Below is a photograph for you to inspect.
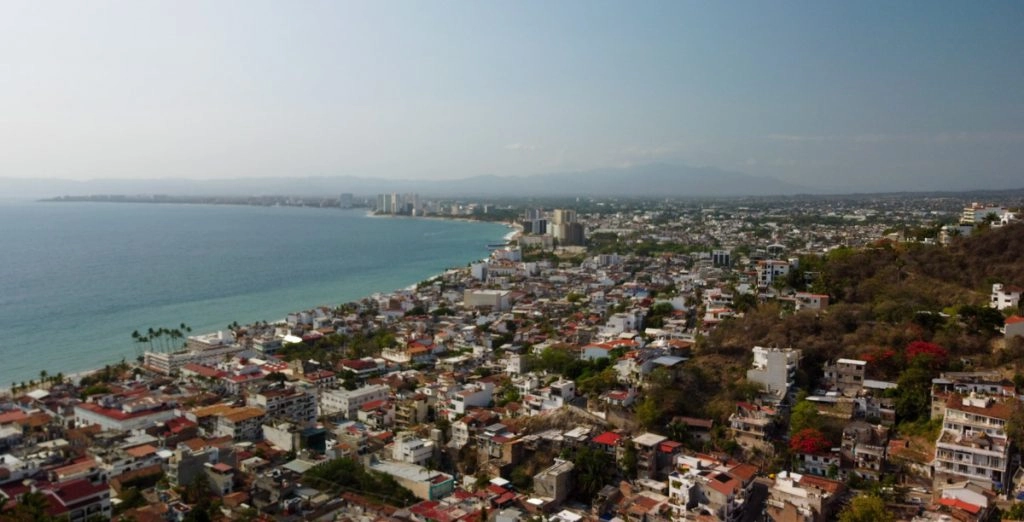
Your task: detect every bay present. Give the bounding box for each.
[0,201,507,385]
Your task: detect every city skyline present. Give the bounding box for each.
[2,1,1023,193]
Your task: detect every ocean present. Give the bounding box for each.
[0,201,508,385]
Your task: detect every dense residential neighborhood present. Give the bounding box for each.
[3,194,1024,522]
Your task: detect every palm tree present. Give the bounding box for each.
[11,490,51,520]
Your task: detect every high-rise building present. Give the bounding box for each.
[564,222,585,246]
[551,209,576,225]
[711,249,731,267]
[339,193,353,209]
[550,209,578,243]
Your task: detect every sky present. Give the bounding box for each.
[1,1,1023,193]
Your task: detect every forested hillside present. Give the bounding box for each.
[681,223,1024,430]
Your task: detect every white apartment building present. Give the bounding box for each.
[794,292,830,311]
[757,260,790,288]
[391,432,436,466]
[143,343,245,375]
[961,203,1008,224]
[746,346,800,401]
[445,382,495,418]
[764,471,845,522]
[463,289,511,311]
[991,283,1022,311]
[523,379,576,416]
[74,400,178,432]
[321,384,390,418]
[933,393,1013,489]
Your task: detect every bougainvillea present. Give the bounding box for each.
[906,340,947,367]
[861,348,897,364]
[789,428,832,454]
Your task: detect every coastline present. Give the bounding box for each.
[0,209,510,394]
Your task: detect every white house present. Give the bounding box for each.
[746,346,800,401]
[320,384,390,418]
[794,292,830,311]
[991,283,1022,311]
[391,432,436,466]
[757,260,790,288]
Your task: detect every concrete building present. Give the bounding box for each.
[463,289,511,311]
[933,393,1012,489]
[446,382,495,418]
[632,432,667,480]
[368,460,455,500]
[39,479,112,522]
[320,384,390,418]
[73,398,178,432]
[215,407,267,441]
[1005,316,1024,339]
[143,342,245,376]
[794,292,830,311]
[765,471,845,522]
[746,346,800,402]
[666,454,758,522]
[262,421,327,454]
[533,459,574,506]
[991,283,1022,311]
[757,260,790,288]
[962,203,1008,225]
[391,432,435,466]
[729,402,777,450]
[168,443,220,487]
[394,395,429,429]
[711,249,731,267]
[821,358,866,395]
[248,386,317,426]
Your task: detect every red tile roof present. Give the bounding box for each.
[592,431,622,446]
[76,402,170,421]
[797,474,844,494]
[938,497,982,515]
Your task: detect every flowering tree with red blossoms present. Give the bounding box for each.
[905,340,948,368]
[790,428,832,454]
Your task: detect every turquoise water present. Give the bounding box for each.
[0,201,507,385]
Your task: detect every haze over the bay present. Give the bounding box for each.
[2,1,1023,194]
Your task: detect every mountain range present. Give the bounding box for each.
[4,163,808,199]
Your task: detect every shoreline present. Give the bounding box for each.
[1,214,511,395]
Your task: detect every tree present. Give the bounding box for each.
[905,340,948,369]
[789,399,821,436]
[838,494,893,522]
[4,490,53,521]
[620,441,638,479]
[635,397,660,430]
[266,371,288,384]
[1003,502,1024,520]
[667,420,691,446]
[895,366,932,423]
[510,465,533,490]
[567,446,613,502]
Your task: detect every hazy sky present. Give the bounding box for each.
[2,1,1022,192]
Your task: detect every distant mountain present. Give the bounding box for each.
[430,163,808,197]
[3,163,807,199]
